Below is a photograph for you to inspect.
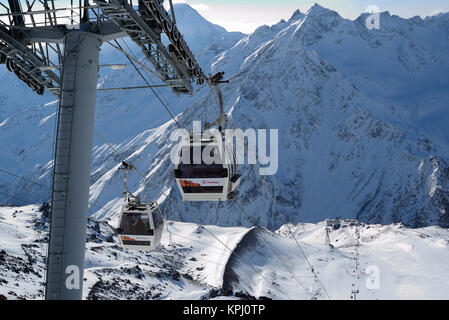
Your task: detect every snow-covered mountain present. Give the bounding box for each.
[1,4,449,230]
[2,205,449,300]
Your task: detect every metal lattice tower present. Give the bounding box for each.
[0,0,208,300]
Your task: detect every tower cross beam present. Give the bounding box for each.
[0,25,61,84]
[17,22,127,43]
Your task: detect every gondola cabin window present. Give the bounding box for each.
[120,211,154,236]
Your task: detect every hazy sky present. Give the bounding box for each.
[1,1,447,33]
[172,0,449,33]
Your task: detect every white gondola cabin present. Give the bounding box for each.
[117,202,164,251]
[174,132,241,201]
[116,161,164,251]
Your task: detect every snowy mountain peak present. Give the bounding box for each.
[168,3,245,55]
[425,11,449,26]
[288,9,305,22]
[306,3,340,18]
[171,3,216,28]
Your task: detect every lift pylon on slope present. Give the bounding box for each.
[0,0,211,300]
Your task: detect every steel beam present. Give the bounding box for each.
[19,22,127,43]
[94,0,194,94]
[0,25,61,85]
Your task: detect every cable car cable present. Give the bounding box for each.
[201,225,294,300]
[258,230,316,299]
[110,39,182,128]
[0,168,49,188]
[0,168,49,209]
[93,130,150,181]
[0,168,118,221]
[119,38,173,110]
[166,229,234,253]
[255,165,332,300]
[93,128,176,207]
[106,40,166,82]
[232,201,315,299]
[225,116,328,299]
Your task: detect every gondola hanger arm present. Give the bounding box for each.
[205,72,229,132]
[119,161,140,205]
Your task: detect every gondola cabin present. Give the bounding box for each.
[174,133,241,201]
[117,202,164,251]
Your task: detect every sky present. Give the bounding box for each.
[170,0,449,33]
[0,1,448,33]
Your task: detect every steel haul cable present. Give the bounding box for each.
[254,165,332,300]
[201,225,294,300]
[0,169,114,221]
[108,39,182,128]
[224,115,331,299]
[119,39,173,110]
[232,201,315,299]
